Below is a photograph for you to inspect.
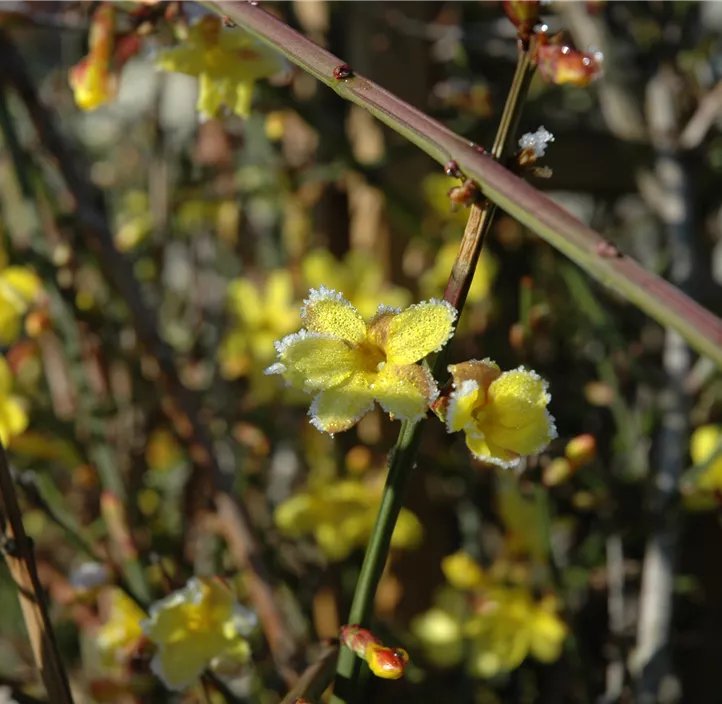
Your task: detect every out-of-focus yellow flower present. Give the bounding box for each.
[274,477,423,561]
[684,425,722,510]
[302,249,411,320]
[157,16,284,119]
[114,190,153,252]
[142,576,256,691]
[442,551,487,590]
[219,269,300,381]
[145,428,183,472]
[0,357,28,446]
[423,174,470,226]
[442,359,556,468]
[496,475,548,564]
[414,554,567,678]
[466,588,567,678]
[97,588,146,666]
[0,266,42,345]
[421,240,496,305]
[266,287,456,433]
[69,3,116,110]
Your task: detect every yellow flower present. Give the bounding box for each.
[219,269,300,380]
[145,428,183,473]
[68,4,116,111]
[142,576,256,691]
[0,357,28,446]
[466,587,567,678]
[444,359,556,468]
[157,16,284,119]
[684,425,722,509]
[496,474,548,564]
[0,267,42,344]
[421,240,496,305]
[97,588,146,665]
[441,551,487,590]
[266,287,456,433]
[302,249,412,320]
[274,478,423,561]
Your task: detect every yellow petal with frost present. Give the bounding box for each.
[374,363,437,422]
[488,368,550,428]
[273,331,358,391]
[486,409,555,457]
[382,300,457,365]
[446,379,482,434]
[308,374,375,434]
[466,433,519,468]
[301,288,366,344]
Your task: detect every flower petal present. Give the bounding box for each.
[302,287,366,344]
[446,379,483,434]
[308,374,375,434]
[486,409,556,456]
[375,363,437,422]
[466,434,520,469]
[271,330,358,390]
[488,367,551,428]
[449,359,501,392]
[380,299,457,365]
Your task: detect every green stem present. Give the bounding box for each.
[331,51,535,704]
[209,1,722,366]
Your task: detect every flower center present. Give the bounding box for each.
[356,340,386,374]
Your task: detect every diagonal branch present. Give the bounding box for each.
[210,0,722,367]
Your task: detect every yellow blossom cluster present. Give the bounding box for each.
[412,551,567,678]
[274,474,423,561]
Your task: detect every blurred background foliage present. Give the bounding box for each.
[0,1,721,703]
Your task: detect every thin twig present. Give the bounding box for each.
[0,443,75,704]
[0,30,297,676]
[280,645,339,704]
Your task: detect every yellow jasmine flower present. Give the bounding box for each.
[443,359,556,468]
[690,425,722,492]
[421,240,496,305]
[274,478,423,561]
[219,269,300,380]
[68,4,116,111]
[0,357,29,446]
[157,16,284,119]
[266,287,457,433]
[0,266,42,345]
[97,588,146,666]
[142,576,257,691]
[441,551,487,591]
[683,425,722,510]
[302,249,411,320]
[466,587,567,678]
[145,428,183,473]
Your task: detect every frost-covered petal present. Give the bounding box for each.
[272,330,358,390]
[379,300,457,365]
[488,367,550,428]
[375,363,437,422]
[486,409,556,457]
[302,287,366,343]
[309,374,375,434]
[466,434,520,469]
[446,379,483,435]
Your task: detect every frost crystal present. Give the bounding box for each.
[519,126,555,158]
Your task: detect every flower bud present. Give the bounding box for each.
[543,457,573,486]
[564,434,596,468]
[535,44,603,87]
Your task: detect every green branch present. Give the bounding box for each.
[210,0,722,366]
